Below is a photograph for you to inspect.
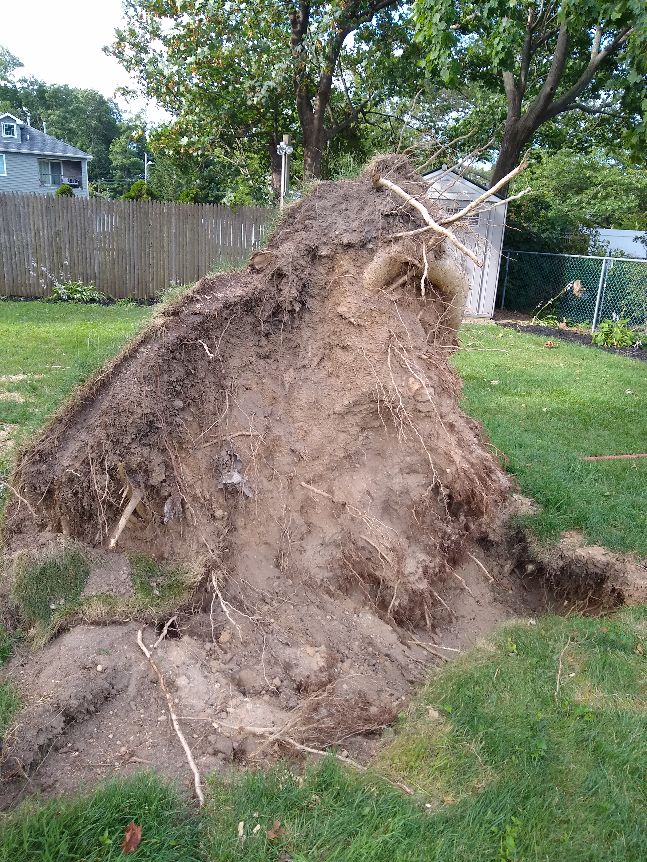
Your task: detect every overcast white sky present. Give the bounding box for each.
[3,0,167,121]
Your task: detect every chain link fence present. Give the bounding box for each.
[497,250,647,330]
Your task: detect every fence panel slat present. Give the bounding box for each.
[0,193,273,299]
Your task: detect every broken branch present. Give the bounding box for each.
[108,490,143,549]
[439,162,529,225]
[374,175,481,266]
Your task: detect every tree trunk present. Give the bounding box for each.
[490,113,538,189]
[303,126,325,180]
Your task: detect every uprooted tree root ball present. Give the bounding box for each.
[5,155,509,612]
[1,156,641,806]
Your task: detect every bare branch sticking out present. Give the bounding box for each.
[374,174,482,266]
[439,162,529,225]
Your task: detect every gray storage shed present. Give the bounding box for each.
[424,169,507,318]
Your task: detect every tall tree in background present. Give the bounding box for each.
[0,70,122,181]
[414,0,647,185]
[110,0,415,189]
[0,46,22,83]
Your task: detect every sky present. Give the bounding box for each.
[2,0,167,121]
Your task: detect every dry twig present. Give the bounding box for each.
[136,629,204,806]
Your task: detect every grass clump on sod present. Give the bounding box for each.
[0,624,19,735]
[2,610,645,861]
[452,325,647,556]
[12,549,89,628]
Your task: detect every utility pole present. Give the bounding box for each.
[144,152,154,183]
[276,134,294,209]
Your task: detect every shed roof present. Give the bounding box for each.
[423,168,501,202]
[0,114,92,160]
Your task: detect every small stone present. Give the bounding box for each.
[236,667,261,695]
[172,399,184,409]
[218,629,232,645]
[272,677,282,687]
[207,733,234,759]
[96,664,104,672]
[119,746,128,755]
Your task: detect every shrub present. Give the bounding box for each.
[46,281,107,303]
[55,183,75,197]
[123,179,155,201]
[592,318,639,349]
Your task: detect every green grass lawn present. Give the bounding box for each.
[2,609,646,861]
[452,325,647,556]
[0,300,150,480]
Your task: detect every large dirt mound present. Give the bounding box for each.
[5,155,509,613]
[1,156,526,804]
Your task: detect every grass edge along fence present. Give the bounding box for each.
[498,250,647,331]
[0,193,274,300]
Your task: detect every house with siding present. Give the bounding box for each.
[0,113,91,198]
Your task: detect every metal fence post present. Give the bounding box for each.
[500,252,510,309]
[591,257,609,333]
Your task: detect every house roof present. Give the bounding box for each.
[423,168,502,201]
[0,114,92,160]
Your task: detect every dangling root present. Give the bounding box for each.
[136,629,205,806]
[108,490,143,549]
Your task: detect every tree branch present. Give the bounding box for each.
[545,26,634,119]
[526,20,569,120]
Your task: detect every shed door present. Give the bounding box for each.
[442,201,490,315]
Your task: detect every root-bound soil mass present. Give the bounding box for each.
[1,157,644,807]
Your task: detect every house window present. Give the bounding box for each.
[38,160,63,186]
[0,155,6,176]
[2,123,17,138]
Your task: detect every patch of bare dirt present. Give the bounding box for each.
[0,157,641,807]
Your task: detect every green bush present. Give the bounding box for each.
[592,318,639,349]
[123,179,155,201]
[46,281,107,303]
[55,183,75,197]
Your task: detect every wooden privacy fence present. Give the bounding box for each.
[0,193,274,299]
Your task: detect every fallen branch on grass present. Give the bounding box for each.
[136,629,204,806]
[554,636,572,703]
[582,453,647,461]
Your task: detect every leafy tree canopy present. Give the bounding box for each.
[0,45,22,83]
[109,0,418,191]
[505,148,647,252]
[414,0,647,182]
